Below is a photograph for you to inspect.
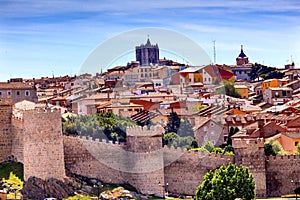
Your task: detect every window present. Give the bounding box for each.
[295,141,299,146]
[0,91,2,96]
[204,135,208,141]
[17,91,20,95]
[25,90,30,96]
[204,78,207,82]
[7,91,11,96]
[282,91,286,97]
[208,77,211,82]
[210,123,214,127]
[204,126,207,131]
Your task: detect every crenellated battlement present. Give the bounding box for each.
[77,135,125,146]
[266,154,300,161]
[126,125,164,137]
[23,107,60,113]
[2,98,300,198]
[163,145,186,154]
[232,138,265,149]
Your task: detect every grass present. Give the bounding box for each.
[0,161,24,180]
[63,194,92,200]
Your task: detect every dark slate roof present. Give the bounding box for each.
[238,45,247,58]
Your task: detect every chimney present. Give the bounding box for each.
[258,118,264,138]
[190,117,196,127]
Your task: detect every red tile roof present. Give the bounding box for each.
[218,67,235,80]
[0,82,33,89]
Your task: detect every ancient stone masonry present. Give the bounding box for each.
[163,147,234,195]
[65,128,300,198]
[64,125,165,196]
[266,155,300,197]
[22,108,66,181]
[232,138,267,198]
[0,98,13,162]
[1,99,300,198]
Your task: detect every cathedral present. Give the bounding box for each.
[135,37,159,66]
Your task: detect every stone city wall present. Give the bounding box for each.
[63,136,165,196]
[1,101,300,198]
[11,116,24,163]
[266,155,300,197]
[233,138,267,197]
[63,135,234,196]
[0,98,13,162]
[22,108,66,181]
[163,147,234,195]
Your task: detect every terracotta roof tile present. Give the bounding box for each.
[0,82,33,89]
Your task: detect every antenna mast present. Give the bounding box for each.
[213,40,216,64]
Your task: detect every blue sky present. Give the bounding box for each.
[0,0,300,81]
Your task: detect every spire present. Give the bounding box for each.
[146,35,151,46]
[238,44,247,58]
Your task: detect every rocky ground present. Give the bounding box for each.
[21,174,146,200]
[21,177,75,199]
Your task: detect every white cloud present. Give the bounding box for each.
[1,0,300,18]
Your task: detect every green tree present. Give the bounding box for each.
[296,144,300,154]
[177,118,194,137]
[195,163,255,200]
[248,63,284,81]
[264,139,286,156]
[162,132,177,146]
[222,80,241,98]
[227,127,239,146]
[212,147,224,154]
[62,113,136,142]
[223,145,234,155]
[165,110,180,133]
[171,136,198,150]
[202,141,215,153]
[264,143,276,156]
